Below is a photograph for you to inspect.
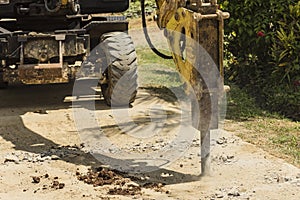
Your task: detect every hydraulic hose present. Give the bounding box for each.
[141,0,172,59]
[44,0,62,13]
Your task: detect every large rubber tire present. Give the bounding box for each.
[100,32,138,106]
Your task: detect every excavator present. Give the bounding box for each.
[0,0,229,175]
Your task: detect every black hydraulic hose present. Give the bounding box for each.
[141,0,172,59]
[44,0,62,13]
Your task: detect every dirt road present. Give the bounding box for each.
[0,82,299,200]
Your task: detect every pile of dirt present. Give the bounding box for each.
[76,167,168,196]
[76,167,122,187]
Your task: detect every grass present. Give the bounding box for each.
[135,47,300,167]
[136,47,183,88]
[224,85,300,167]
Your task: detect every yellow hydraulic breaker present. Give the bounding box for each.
[155,0,229,175]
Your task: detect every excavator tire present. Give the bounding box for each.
[100,32,138,106]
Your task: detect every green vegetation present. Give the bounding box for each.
[220,1,300,165]
[237,117,300,167]
[225,84,299,167]
[136,47,182,88]
[226,85,265,120]
[123,0,156,18]
[221,0,300,120]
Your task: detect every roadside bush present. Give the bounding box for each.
[270,2,300,84]
[221,0,300,120]
[123,0,156,18]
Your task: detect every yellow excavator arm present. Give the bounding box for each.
[152,0,229,175]
[155,0,229,84]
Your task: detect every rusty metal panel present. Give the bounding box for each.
[18,64,68,84]
[4,63,69,85]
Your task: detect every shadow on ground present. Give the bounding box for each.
[0,81,200,185]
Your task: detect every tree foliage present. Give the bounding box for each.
[221,0,300,120]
